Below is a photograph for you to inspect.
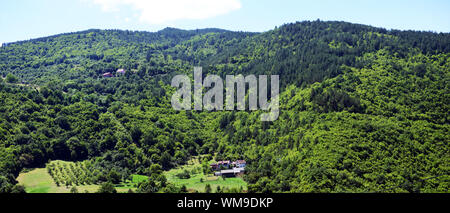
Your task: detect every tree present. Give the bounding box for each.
[138,179,158,193]
[205,184,212,193]
[70,186,79,193]
[181,185,188,193]
[11,185,26,193]
[216,186,222,193]
[97,182,117,193]
[130,125,142,143]
[55,116,71,130]
[5,73,18,83]
[175,169,190,179]
[202,160,210,175]
[107,169,121,184]
[0,176,13,193]
[149,164,163,175]
[160,152,172,170]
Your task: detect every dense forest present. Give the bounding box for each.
[0,20,448,193]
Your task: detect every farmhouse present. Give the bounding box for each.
[211,159,246,177]
[102,72,113,77]
[116,69,126,74]
[102,69,125,78]
[210,160,231,170]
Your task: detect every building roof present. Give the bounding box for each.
[217,167,245,175]
[232,160,246,164]
[236,160,246,164]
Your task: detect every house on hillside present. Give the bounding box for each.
[210,160,231,171]
[210,159,246,171]
[102,72,113,77]
[211,159,247,177]
[116,69,126,75]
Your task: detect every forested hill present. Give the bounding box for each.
[0,27,255,85]
[0,20,449,193]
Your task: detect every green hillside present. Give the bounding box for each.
[0,20,448,193]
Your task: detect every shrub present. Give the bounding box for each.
[175,169,191,179]
[5,73,18,83]
[97,182,117,193]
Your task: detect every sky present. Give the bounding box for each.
[1,0,450,45]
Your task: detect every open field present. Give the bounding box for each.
[17,168,67,193]
[16,168,101,193]
[16,160,141,193]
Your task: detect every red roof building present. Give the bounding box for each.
[102,72,113,77]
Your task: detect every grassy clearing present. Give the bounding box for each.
[17,168,67,193]
[17,160,144,193]
[164,157,247,192]
[115,174,148,192]
[17,167,104,193]
[131,174,148,183]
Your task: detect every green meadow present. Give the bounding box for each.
[16,167,101,193]
[16,160,141,193]
[17,168,65,193]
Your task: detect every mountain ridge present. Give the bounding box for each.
[4,20,450,47]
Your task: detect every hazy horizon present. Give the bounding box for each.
[1,0,450,45]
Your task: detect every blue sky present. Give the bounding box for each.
[1,0,449,45]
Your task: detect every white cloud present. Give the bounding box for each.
[89,0,242,24]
